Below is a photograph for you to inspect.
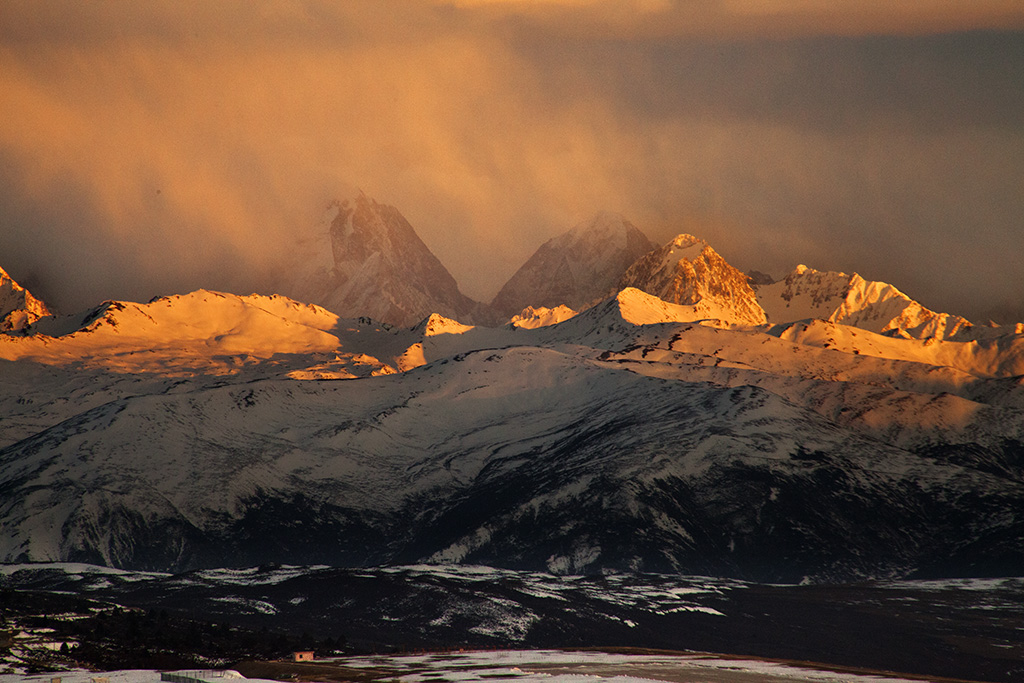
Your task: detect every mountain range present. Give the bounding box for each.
[1,192,1023,583]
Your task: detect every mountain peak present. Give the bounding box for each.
[567,211,632,243]
[490,212,657,319]
[273,193,479,327]
[544,285,752,346]
[612,286,706,326]
[617,234,767,326]
[670,233,707,250]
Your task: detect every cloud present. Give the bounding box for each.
[0,1,1021,323]
[436,0,1024,37]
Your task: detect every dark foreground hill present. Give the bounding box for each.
[3,564,1023,682]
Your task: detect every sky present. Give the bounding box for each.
[1,0,1022,323]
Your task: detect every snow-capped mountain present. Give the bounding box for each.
[489,212,656,320]
[617,234,768,325]
[753,264,994,340]
[0,266,50,332]
[276,193,480,327]
[2,278,1024,581]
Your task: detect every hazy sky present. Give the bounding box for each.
[1,1,1022,322]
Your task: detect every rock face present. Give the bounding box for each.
[278,193,480,327]
[490,212,656,321]
[0,266,50,332]
[754,265,975,340]
[618,235,768,325]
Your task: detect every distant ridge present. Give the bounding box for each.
[754,264,977,340]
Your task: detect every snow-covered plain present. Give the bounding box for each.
[333,649,934,683]
[0,650,945,683]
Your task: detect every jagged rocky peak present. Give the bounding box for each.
[0,266,51,332]
[489,211,657,319]
[754,264,975,340]
[276,192,480,328]
[617,234,768,326]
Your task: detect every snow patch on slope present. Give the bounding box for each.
[545,287,758,348]
[509,305,577,329]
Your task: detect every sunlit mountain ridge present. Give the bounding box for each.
[5,191,1019,348]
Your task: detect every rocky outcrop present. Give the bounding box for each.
[618,235,767,325]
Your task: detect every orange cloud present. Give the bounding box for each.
[0,1,1021,323]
